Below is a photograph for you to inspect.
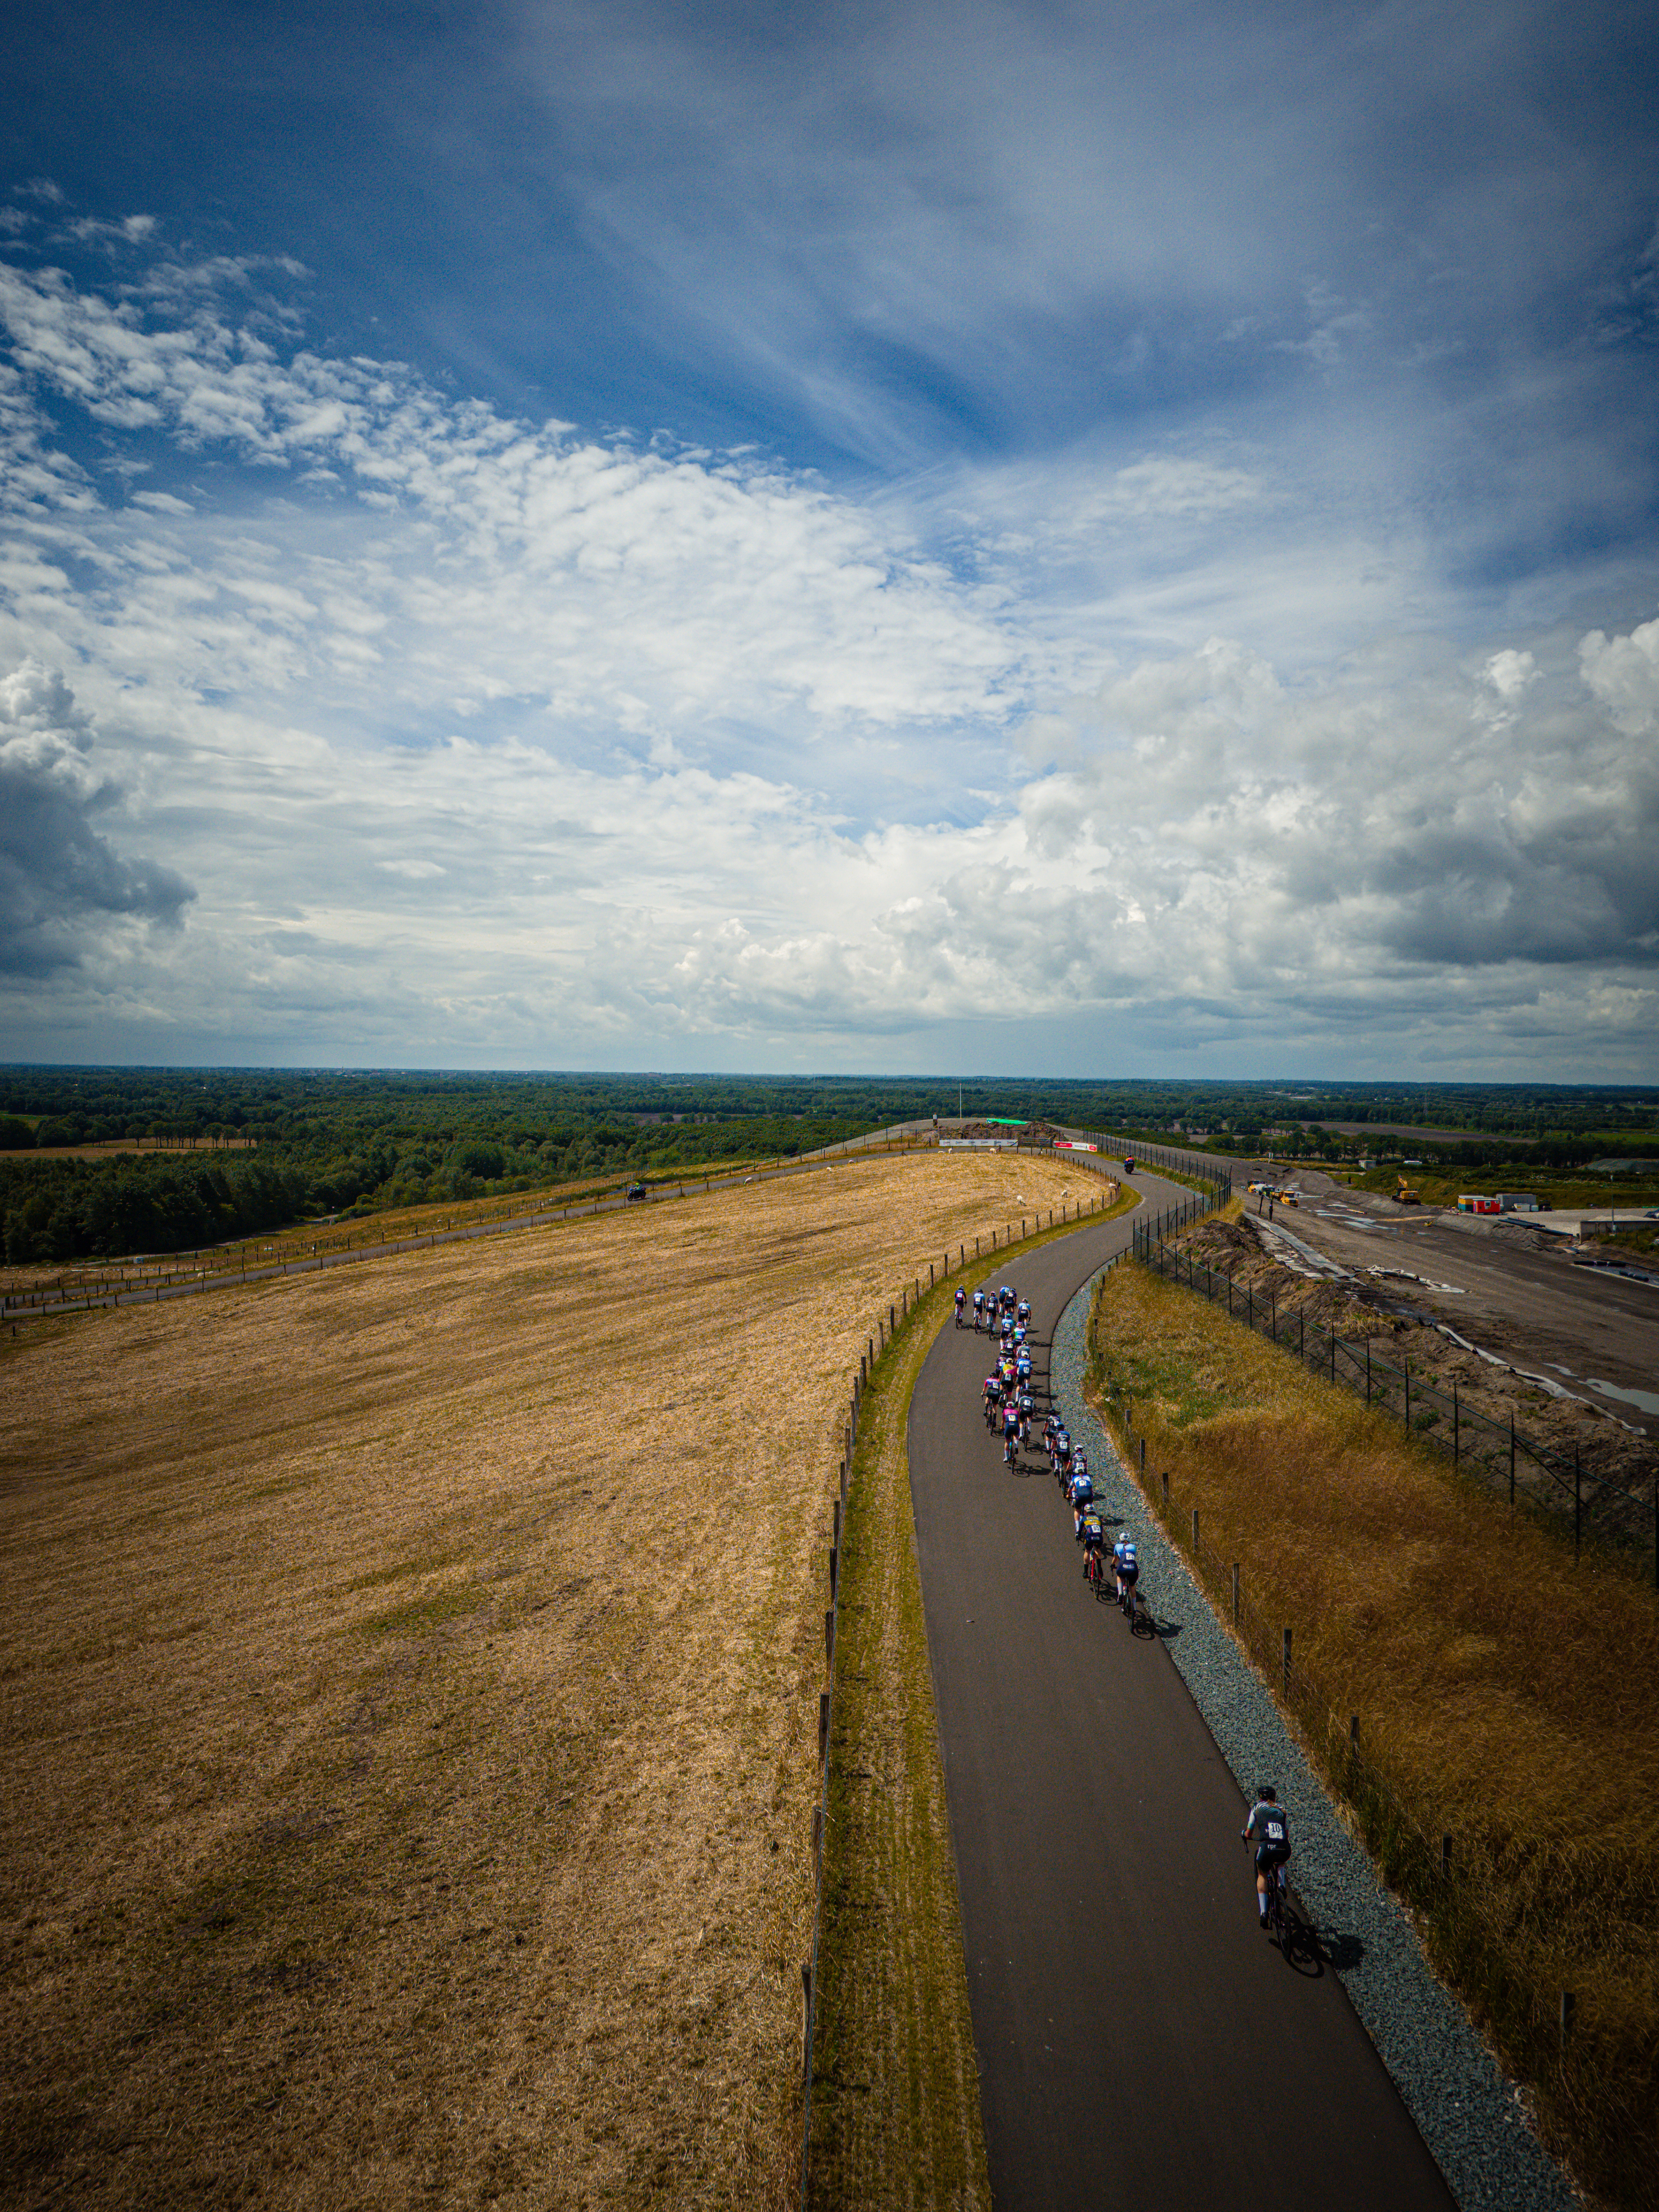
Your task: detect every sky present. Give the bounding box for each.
[1,0,1656,1079]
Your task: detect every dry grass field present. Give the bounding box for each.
[1087,1259,1659,2207]
[0,1148,1086,2212]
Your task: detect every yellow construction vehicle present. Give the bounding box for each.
[1396,1175,1421,1205]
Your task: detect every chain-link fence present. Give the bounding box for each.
[1135,1220,1659,1581]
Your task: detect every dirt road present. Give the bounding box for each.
[1245,1167,1659,1436]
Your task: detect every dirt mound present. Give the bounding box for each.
[1169,1210,1656,1494]
[947,1117,1070,1147]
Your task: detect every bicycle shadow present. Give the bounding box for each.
[1300,1922,1364,1974]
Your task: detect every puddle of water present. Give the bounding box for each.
[1587,1377,1659,1419]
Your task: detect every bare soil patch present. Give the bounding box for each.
[1173,1205,1656,1495]
[0,1149,1084,2211]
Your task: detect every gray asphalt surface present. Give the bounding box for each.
[1243,1165,1659,1435]
[909,1181,1454,2212]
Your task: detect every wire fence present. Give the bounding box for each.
[1133,1219,1659,1582]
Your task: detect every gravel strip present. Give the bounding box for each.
[1052,1259,1578,2212]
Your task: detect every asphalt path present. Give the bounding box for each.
[909,1175,1453,2211]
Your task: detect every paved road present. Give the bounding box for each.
[909,1175,1453,2211]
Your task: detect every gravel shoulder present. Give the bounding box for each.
[1053,1260,1579,2212]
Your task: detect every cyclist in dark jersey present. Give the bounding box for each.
[1242,1788,1291,1925]
[954,1286,966,1327]
[1081,1508,1105,1581]
[973,1289,986,1331]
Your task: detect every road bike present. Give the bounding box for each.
[1253,1848,1293,1956]
[1084,1547,1110,1599]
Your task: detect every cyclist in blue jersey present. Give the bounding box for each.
[954,1285,966,1327]
[1242,1788,1290,1925]
[1017,1298,1031,1327]
[972,1288,986,1331]
[1113,1531,1140,1611]
[1069,1466,1094,1539]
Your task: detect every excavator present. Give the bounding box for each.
[1396,1175,1422,1205]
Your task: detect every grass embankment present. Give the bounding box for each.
[0,1156,841,1302]
[0,1149,1081,2211]
[1085,1260,1659,2210]
[809,1178,1137,2211]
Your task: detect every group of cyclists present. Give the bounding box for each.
[959,1277,1142,1619]
[955,1271,1294,1934]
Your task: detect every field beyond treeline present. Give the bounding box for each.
[0,1147,1087,2210]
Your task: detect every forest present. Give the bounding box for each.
[1,1069,1652,1265]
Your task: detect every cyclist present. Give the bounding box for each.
[1053,1426,1072,1480]
[1081,1508,1105,1583]
[954,1285,966,1327]
[972,1288,986,1331]
[1114,1530,1140,1612]
[1002,1402,1019,1464]
[1015,1351,1032,1391]
[1017,1387,1036,1431]
[1242,1787,1291,1926]
[983,1374,1002,1427]
[1069,1461,1093,1538]
[1017,1298,1031,1327]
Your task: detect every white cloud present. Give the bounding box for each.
[0,662,194,977]
[1579,617,1659,734]
[0,245,1654,1074]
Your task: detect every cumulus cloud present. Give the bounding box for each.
[0,662,194,977]
[0,242,1654,1074]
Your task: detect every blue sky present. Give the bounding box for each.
[2,0,1657,1075]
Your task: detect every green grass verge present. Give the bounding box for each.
[807,1182,1137,2210]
